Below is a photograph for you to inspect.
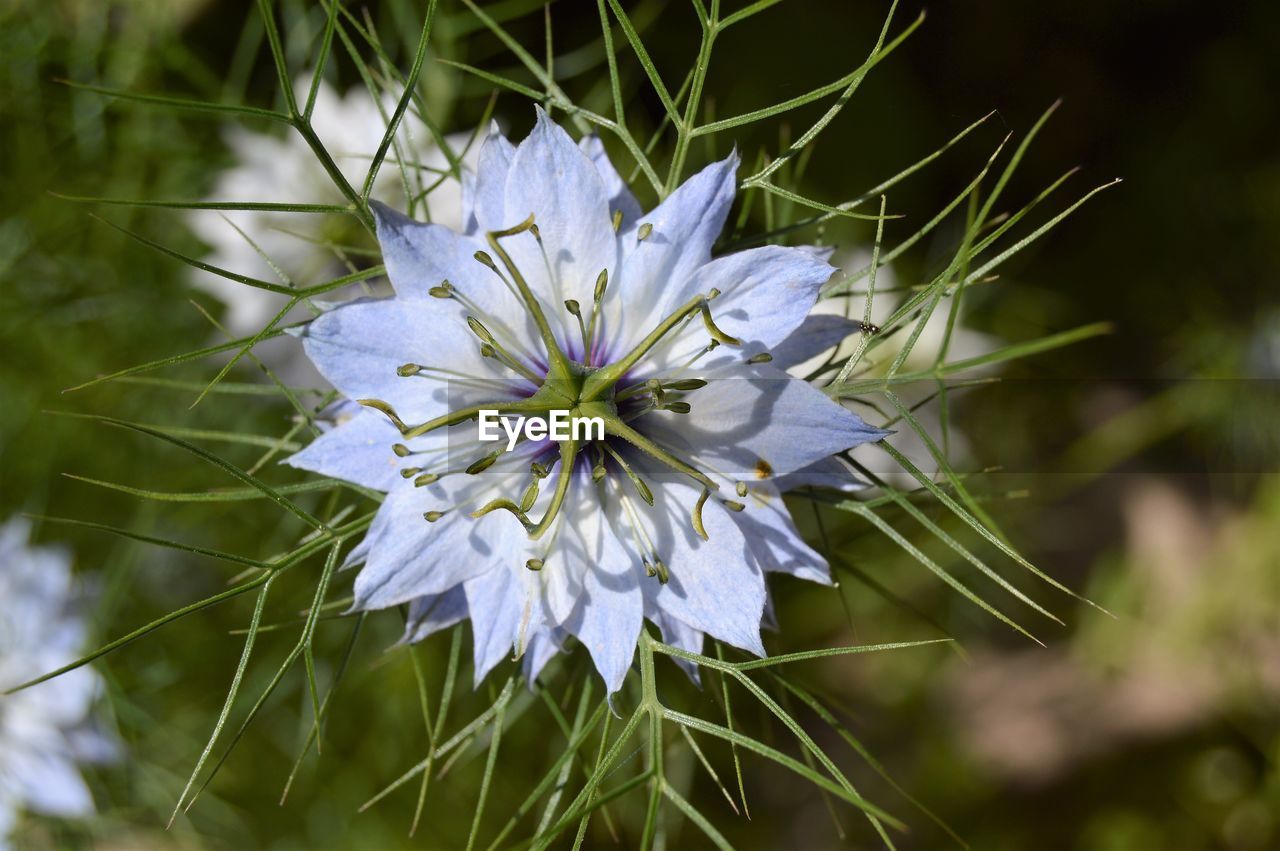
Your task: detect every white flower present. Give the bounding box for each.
[188,77,472,335]
[0,519,115,847]
[286,110,887,693]
[801,251,1000,487]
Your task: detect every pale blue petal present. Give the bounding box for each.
[463,566,527,685]
[774,456,868,493]
[351,486,529,610]
[284,409,410,491]
[467,125,516,233]
[299,297,522,423]
[733,484,832,585]
[608,153,738,354]
[638,361,889,480]
[640,480,766,656]
[371,203,538,351]
[647,245,835,370]
[579,135,642,228]
[521,626,564,685]
[561,481,642,694]
[400,585,470,644]
[770,314,858,372]
[498,108,616,352]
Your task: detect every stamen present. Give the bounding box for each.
[612,209,623,231]
[414,472,440,487]
[397,363,423,376]
[591,445,607,482]
[470,440,580,541]
[428,280,453,299]
[721,500,746,512]
[565,299,590,357]
[423,510,446,522]
[399,467,422,479]
[392,443,413,457]
[735,481,748,497]
[359,397,551,440]
[526,558,544,571]
[467,314,542,382]
[692,488,711,541]
[747,352,773,364]
[665,402,691,414]
[484,215,575,382]
[519,480,540,512]
[603,444,654,506]
[637,222,653,241]
[601,416,718,492]
[581,292,740,402]
[583,269,608,357]
[465,450,502,475]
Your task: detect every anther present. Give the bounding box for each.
[611,209,623,231]
[692,488,711,541]
[392,443,412,457]
[479,343,496,358]
[735,482,748,497]
[665,402,691,414]
[526,557,544,571]
[429,281,454,299]
[594,270,609,302]
[467,316,494,343]
[604,445,654,506]
[414,472,440,487]
[667,379,707,391]
[519,481,540,512]
[531,461,549,479]
[722,500,746,512]
[397,363,423,377]
[747,352,773,364]
[466,451,502,475]
[399,467,422,479]
[529,224,541,240]
[652,558,669,584]
[423,510,446,522]
[564,299,581,317]
[473,250,498,271]
[637,222,653,241]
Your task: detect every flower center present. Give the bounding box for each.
[359,213,746,554]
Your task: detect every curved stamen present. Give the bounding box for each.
[601,416,718,492]
[580,293,740,402]
[471,439,580,541]
[482,214,575,382]
[358,397,552,439]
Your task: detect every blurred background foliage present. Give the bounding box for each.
[2,0,1278,848]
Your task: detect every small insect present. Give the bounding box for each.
[856,320,881,335]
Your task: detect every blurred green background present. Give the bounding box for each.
[2,0,1277,848]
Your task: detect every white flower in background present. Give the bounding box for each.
[188,76,473,335]
[0,519,116,848]
[805,253,999,487]
[286,110,886,693]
